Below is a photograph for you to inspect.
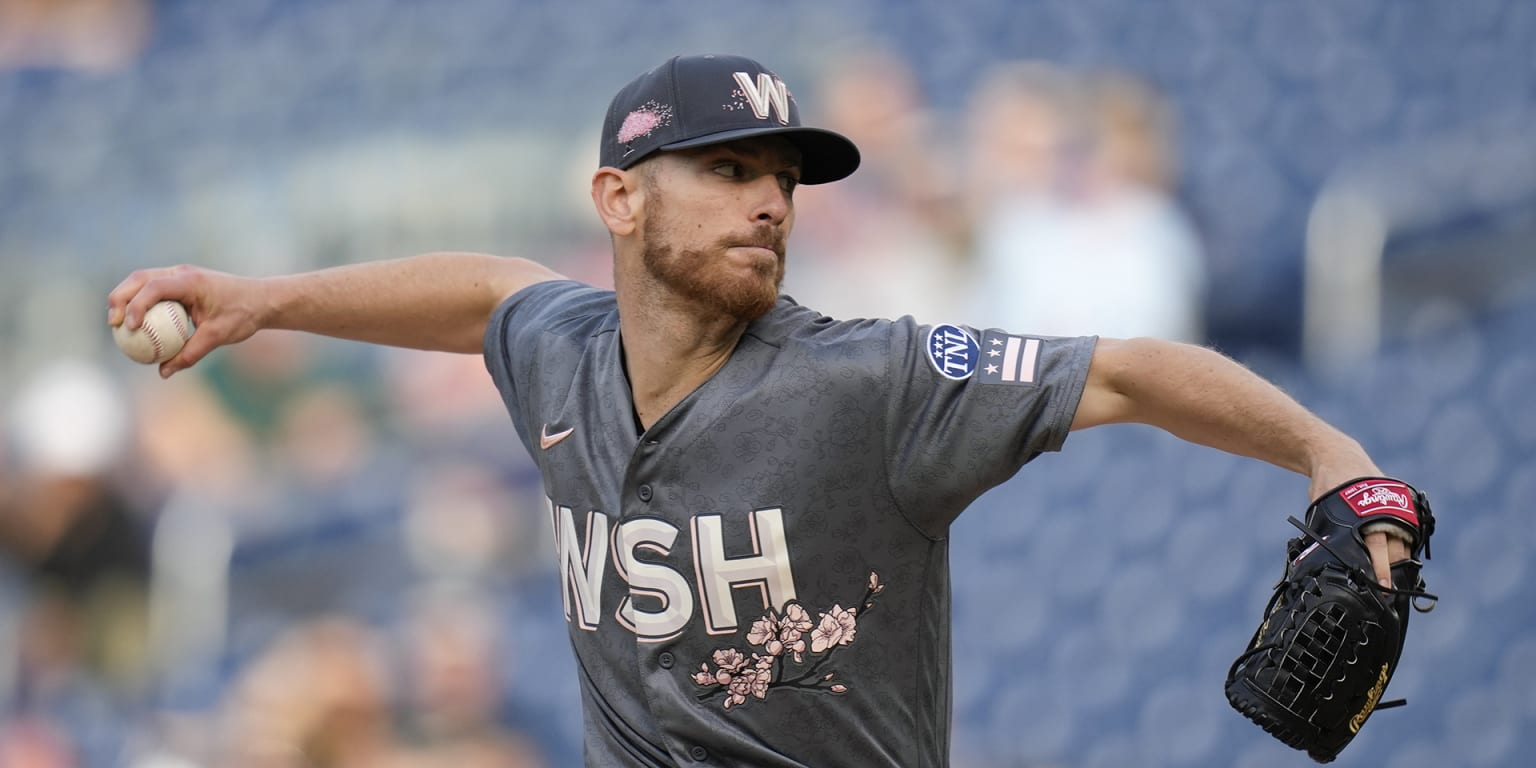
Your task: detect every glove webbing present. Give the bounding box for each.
[1226,514,1439,711]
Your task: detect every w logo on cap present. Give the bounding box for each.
[732,72,791,125]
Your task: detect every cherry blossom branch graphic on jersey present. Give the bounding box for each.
[693,572,886,709]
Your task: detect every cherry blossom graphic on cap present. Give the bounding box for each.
[617,101,673,144]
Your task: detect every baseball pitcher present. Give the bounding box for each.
[108,54,1429,766]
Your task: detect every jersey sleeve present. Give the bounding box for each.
[882,320,1097,536]
[482,279,604,456]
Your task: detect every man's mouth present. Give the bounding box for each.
[728,239,784,258]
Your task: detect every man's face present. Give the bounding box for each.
[636,136,802,322]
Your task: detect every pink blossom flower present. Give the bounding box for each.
[713,648,749,673]
[830,684,848,694]
[781,604,813,634]
[692,664,715,687]
[784,637,806,663]
[729,674,754,697]
[726,670,765,708]
[764,639,784,657]
[749,667,772,699]
[833,606,858,643]
[810,605,859,653]
[746,615,778,647]
[778,604,812,661]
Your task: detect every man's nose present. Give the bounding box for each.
[748,176,791,224]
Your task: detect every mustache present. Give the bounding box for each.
[721,229,786,258]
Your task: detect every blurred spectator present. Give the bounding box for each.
[199,333,338,448]
[392,585,547,767]
[381,350,509,445]
[213,603,547,768]
[166,332,392,518]
[0,716,76,767]
[219,616,396,767]
[402,461,541,584]
[966,64,1206,341]
[1,360,152,697]
[272,383,378,493]
[964,62,1072,214]
[131,373,262,503]
[785,44,968,323]
[0,0,151,73]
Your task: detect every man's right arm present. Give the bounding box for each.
[107,252,564,377]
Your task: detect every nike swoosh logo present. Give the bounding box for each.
[540,424,575,450]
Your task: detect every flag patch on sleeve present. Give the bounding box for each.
[977,332,1041,385]
[925,323,980,380]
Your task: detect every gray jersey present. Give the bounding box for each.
[484,280,1095,767]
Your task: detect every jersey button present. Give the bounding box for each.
[689,746,709,762]
[637,484,653,502]
[658,651,675,669]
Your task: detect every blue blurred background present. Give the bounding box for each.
[1,0,1533,765]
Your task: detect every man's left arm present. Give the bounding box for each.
[1071,337,1410,583]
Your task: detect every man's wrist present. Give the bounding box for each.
[1305,439,1381,501]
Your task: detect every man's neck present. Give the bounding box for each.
[616,288,749,431]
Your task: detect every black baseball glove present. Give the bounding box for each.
[1225,477,1436,764]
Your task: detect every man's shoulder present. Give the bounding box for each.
[747,296,919,350]
[496,279,618,339]
[482,280,618,399]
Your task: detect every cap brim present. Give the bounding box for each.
[659,126,860,185]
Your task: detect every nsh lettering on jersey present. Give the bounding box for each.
[551,500,798,642]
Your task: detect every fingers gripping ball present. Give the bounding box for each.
[113,300,195,364]
[1225,478,1437,763]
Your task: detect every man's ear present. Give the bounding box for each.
[592,167,641,237]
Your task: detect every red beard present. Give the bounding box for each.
[640,196,786,322]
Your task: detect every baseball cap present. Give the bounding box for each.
[599,54,860,185]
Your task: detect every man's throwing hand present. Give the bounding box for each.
[108,265,266,378]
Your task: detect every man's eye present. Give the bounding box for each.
[778,174,799,193]
[714,162,741,178]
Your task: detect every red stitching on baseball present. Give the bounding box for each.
[167,305,189,339]
[141,322,164,361]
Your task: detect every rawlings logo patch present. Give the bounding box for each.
[925,324,980,380]
[1359,487,1409,508]
[1341,480,1418,526]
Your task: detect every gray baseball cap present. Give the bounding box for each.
[599,54,861,184]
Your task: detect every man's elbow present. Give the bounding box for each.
[1069,336,1183,430]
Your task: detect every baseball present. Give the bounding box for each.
[113,300,195,364]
